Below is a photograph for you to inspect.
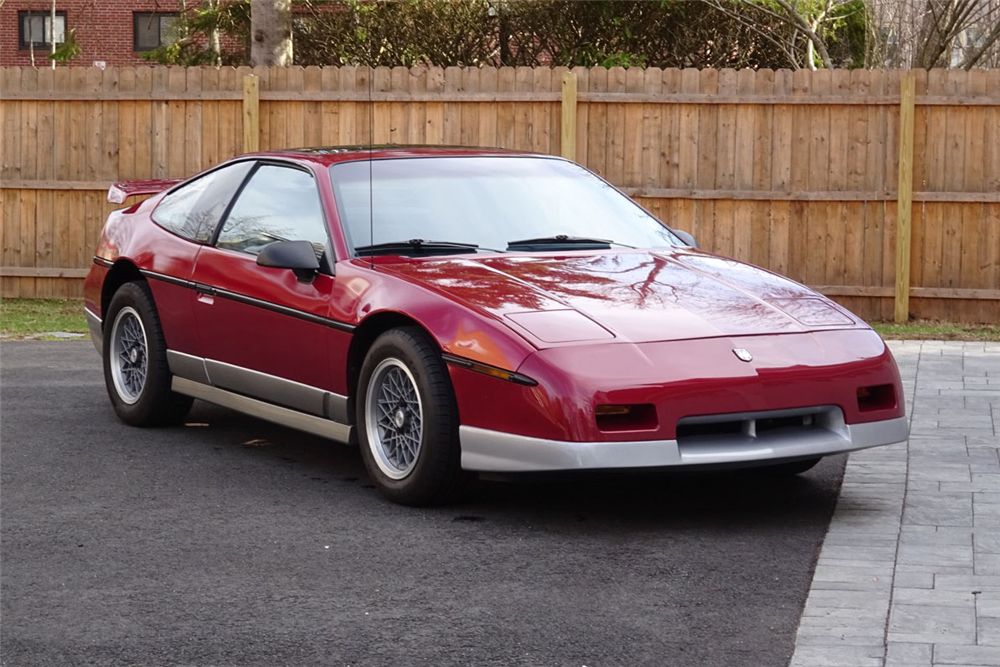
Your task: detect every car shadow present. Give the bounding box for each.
[181,401,847,533]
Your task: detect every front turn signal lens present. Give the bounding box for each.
[595,405,633,416]
[595,404,658,432]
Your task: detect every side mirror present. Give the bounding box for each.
[673,229,698,248]
[257,240,321,282]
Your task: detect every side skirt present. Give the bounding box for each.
[85,307,103,355]
[166,350,350,422]
[171,376,354,445]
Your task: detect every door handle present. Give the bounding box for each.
[195,283,216,305]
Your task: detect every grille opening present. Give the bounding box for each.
[857,384,896,412]
[676,420,743,439]
[756,415,816,433]
[676,411,825,442]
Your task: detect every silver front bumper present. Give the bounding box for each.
[459,410,909,472]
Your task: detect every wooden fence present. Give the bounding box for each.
[1,65,998,323]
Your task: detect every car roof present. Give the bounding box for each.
[247,145,547,167]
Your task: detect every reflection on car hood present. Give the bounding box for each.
[383,250,862,346]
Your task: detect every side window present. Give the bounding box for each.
[152,162,254,243]
[216,165,328,257]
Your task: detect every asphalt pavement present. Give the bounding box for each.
[2,341,846,667]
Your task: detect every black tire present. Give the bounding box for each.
[356,326,470,506]
[757,457,822,477]
[102,281,193,427]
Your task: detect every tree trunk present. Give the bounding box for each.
[498,14,511,66]
[250,0,293,67]
[209,0,222,67]
[805,27,816,70]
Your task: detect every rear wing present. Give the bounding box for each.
[107,178,182,204]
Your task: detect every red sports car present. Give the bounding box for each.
[85,147,908,505]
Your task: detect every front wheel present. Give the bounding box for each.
[103,281,193,426]
[356,327,470,506]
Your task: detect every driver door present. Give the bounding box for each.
[190,162,349,419]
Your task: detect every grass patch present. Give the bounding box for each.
[1,298,88,338]
[871,320,1000,341]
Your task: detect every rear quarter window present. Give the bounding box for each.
[151,161,254,243]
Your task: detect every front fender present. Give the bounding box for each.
[340,260,538,373]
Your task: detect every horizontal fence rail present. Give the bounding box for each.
[0,65,997,323]
[3,181,1000,204]
[5,91,1000,106]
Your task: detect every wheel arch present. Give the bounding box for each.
[101,260,146,319]
[346,311,439,412]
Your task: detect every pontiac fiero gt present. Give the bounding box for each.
[86,147,908,505]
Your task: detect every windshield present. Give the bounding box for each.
[329,156,681,255]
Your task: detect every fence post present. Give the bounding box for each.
[894,72,916,323]
[561,71,578,161]
[243,74,260,153]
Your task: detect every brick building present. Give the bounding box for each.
[1,1,207,67]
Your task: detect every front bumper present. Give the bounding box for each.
[459,409,908,472]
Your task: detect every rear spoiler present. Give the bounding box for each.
[107,178,183,204]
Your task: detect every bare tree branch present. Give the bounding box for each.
[702,0,802,68]
[772,0,835,68]
[961,19,1000,69]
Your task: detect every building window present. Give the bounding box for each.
[18,11,67,50]
[134,12,179,52]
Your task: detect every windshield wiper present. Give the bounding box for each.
[506,234,635,251]
[355,239,503,257]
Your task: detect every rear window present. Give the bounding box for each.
[152,161,254,243]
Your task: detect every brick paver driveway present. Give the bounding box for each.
[792,340,1000,667]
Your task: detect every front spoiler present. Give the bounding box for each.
[459,413,909,472]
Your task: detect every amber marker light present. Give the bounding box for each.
[595,404,658,431]
[440,353,538,386]
[595,405,633,416]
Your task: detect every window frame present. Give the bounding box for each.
[212,160,337,274]
[18,10,67,51]
[132,11,180,53]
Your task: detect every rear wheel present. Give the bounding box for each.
[103,281,193,426]
[356,327,469,506]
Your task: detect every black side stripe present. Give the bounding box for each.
[138,268,356,334]
[141,269,193,290]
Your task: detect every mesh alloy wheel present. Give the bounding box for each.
[109,306,148,404]
[364,357,425,480]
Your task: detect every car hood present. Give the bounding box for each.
[382,250,863,346]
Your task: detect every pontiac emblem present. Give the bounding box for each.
[733,348,753,362]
